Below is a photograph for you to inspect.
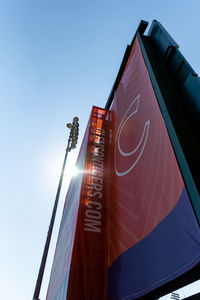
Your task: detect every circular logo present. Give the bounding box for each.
[114,94,150,176]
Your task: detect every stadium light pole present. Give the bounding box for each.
[32,117,79,300]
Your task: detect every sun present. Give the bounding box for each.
[71,166,85,177]
[71,166,79,177]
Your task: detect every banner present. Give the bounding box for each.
[46,106,109,300]
[46,38,200,300]
[107,37,200,299]
[66,106,109,300]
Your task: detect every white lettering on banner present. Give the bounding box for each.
[87,200,102,210]
[85,210,102,219]
[114,94,150,176]
[84,219,101,233]
[84,126,106,233]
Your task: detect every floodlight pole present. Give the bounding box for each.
[33,118,79,300]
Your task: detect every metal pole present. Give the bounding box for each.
[33,139,70,300]
[32,117,79,300]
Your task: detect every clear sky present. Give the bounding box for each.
[0,1,200,300]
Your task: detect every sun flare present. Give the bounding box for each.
[71,166,79,177]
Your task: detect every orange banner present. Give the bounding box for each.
[66,106,110,300]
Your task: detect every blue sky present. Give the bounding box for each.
[0,1,200,299]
